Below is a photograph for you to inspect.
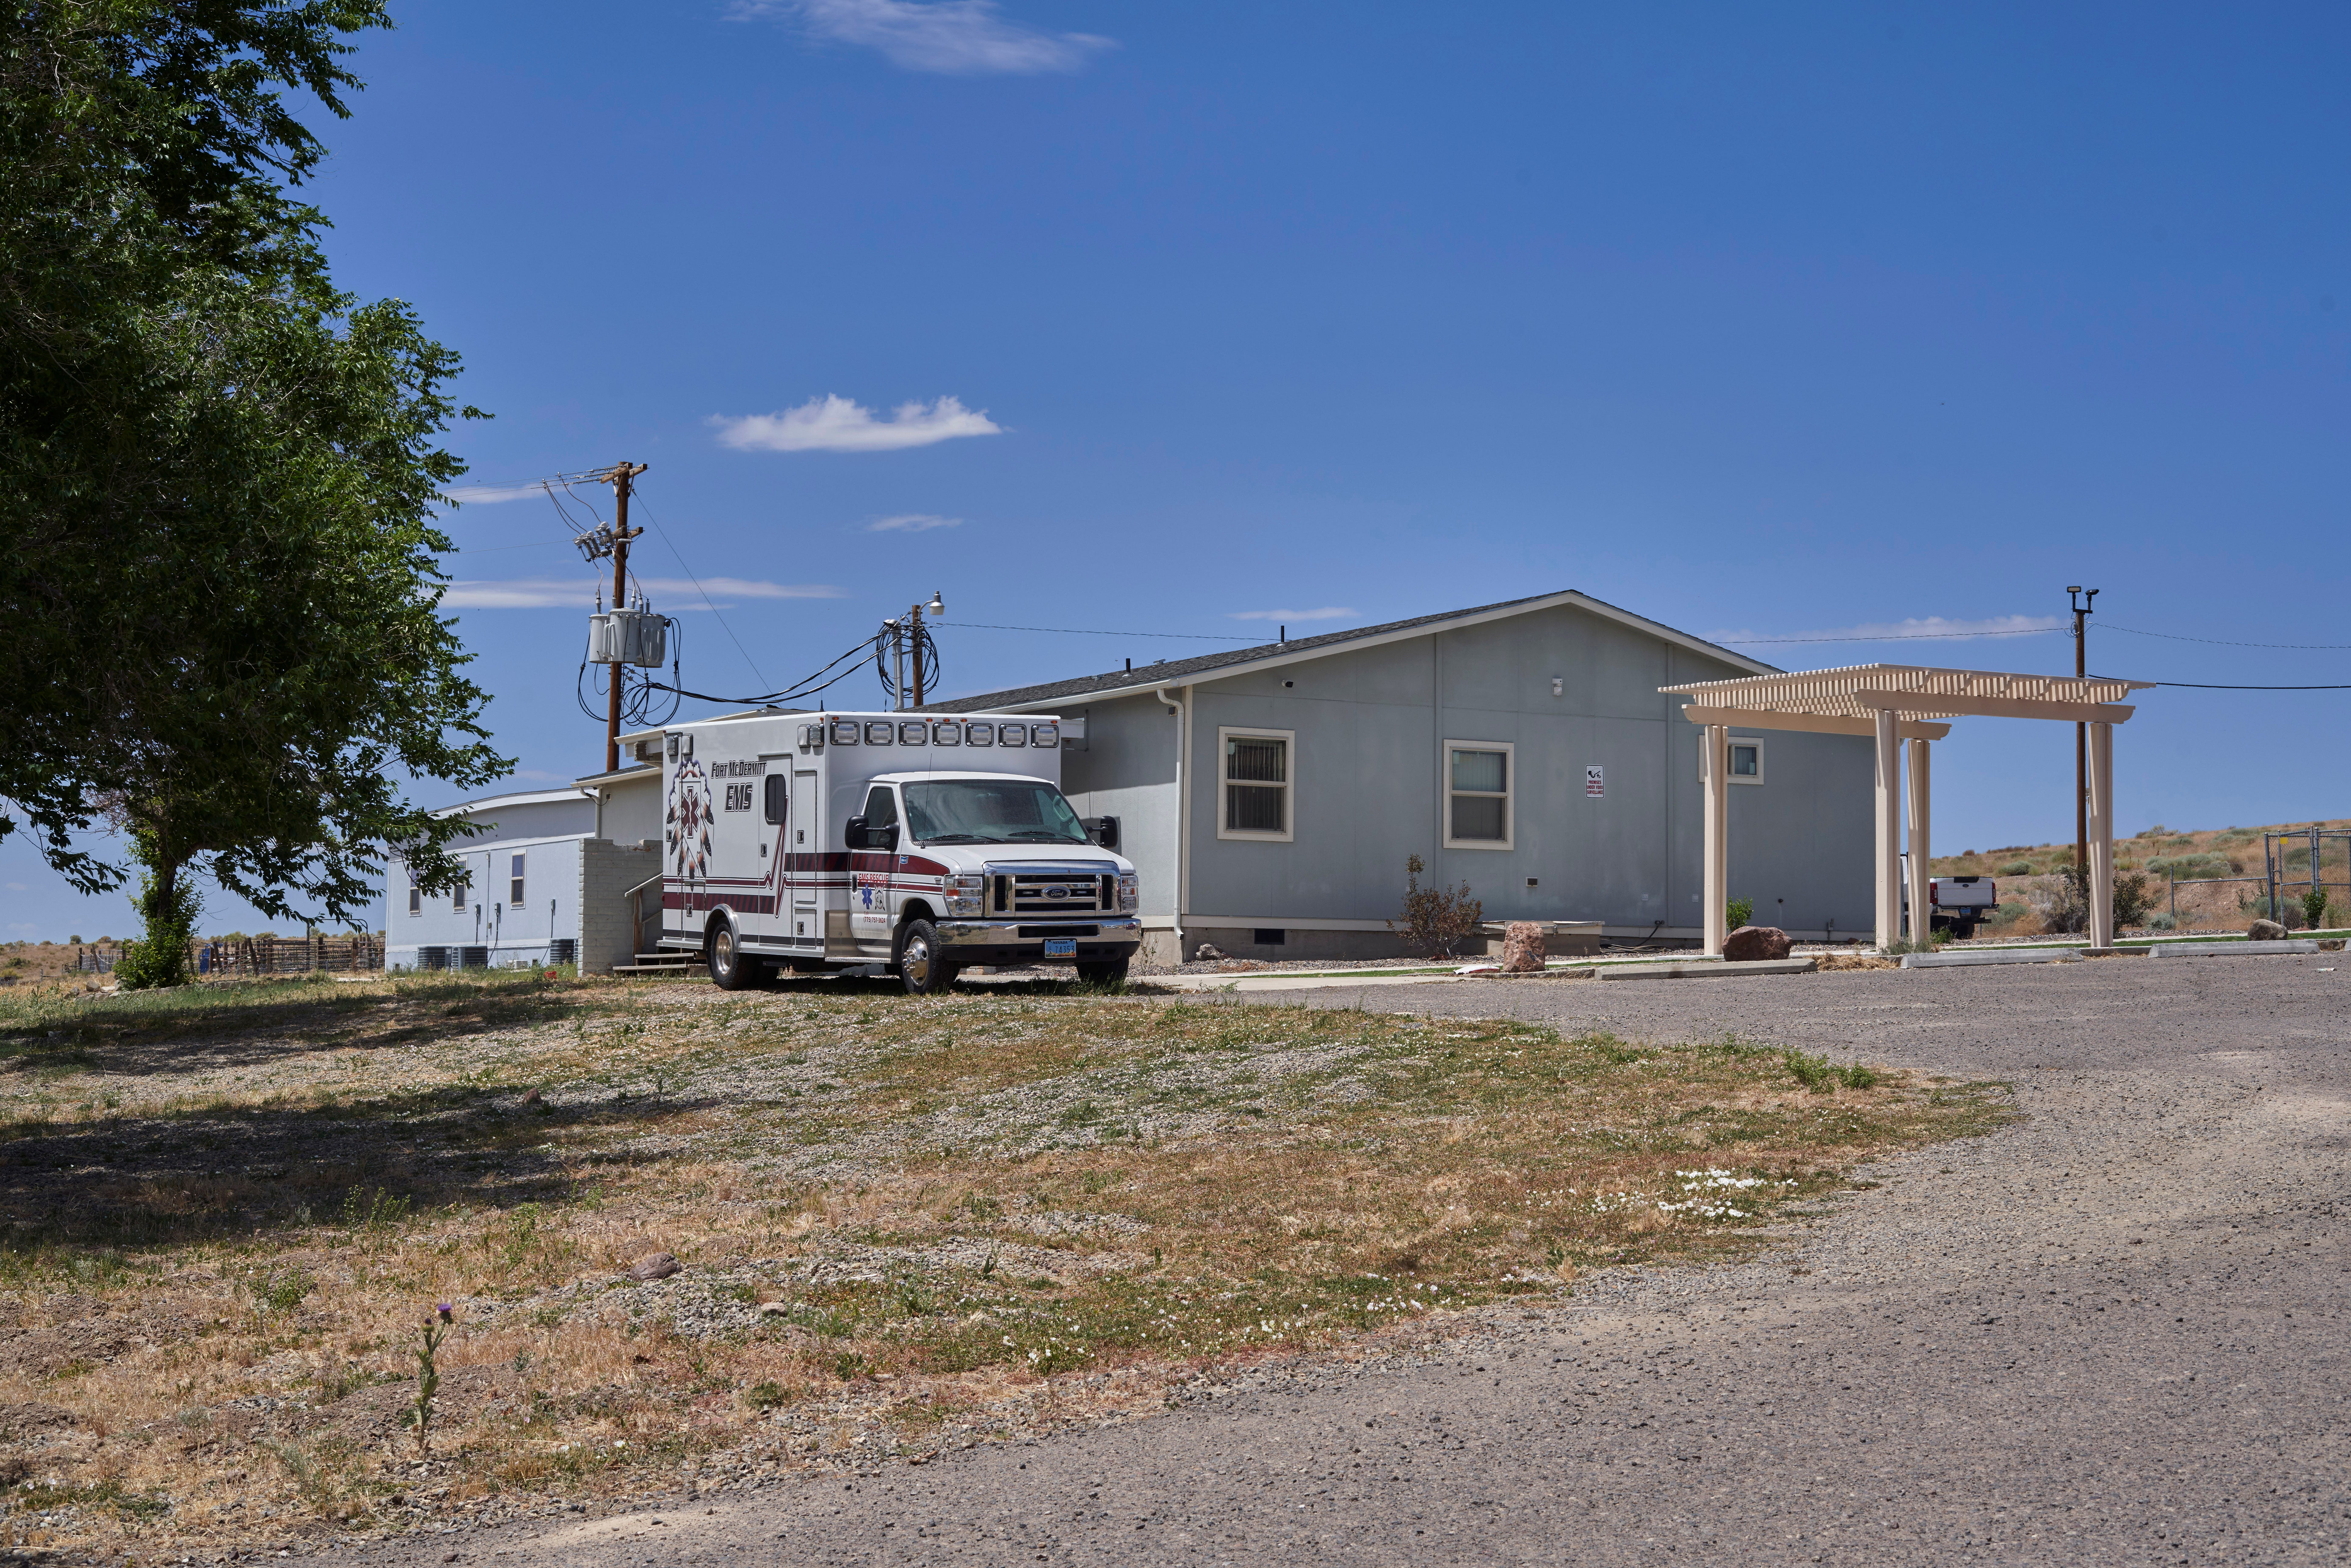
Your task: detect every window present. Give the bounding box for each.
[1699,735,1767,785]
[407,878,421,917]
[1446,741,1513,849]
[764,774,788,824]
[903,781,1088,845]
[510,852,526,906]
[861,785,899,831]
[453,872,470,912]
[1217,727,1293,841]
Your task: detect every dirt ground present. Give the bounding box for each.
[0,969,1999,1560]
[323,949,2351,1567]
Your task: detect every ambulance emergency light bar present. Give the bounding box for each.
[797,719,1060,750]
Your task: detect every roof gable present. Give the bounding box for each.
[922,590,1776,713]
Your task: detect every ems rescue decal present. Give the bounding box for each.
[666,759,712,879]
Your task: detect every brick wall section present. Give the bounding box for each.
[579,840,660,974]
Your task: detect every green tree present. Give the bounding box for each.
[1,2,507,961]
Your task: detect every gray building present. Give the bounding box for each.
[385,780,661,974]
[927,590,1874,964]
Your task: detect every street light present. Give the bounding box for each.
[927,590,945,618]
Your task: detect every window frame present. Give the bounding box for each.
[1444,739,1515,851]
[1216,726,1295,843]
[509,852,526,907]
[407,877,421,917]
[1699,734,1767,786]
[452,871,470,913]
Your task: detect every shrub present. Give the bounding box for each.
[115,839,202,991]
[1726,896,1754,930]
[2114,871,2155,929]
[2000,861,2035,877]
[1387,855,1483,958]
[2147,911,2177,930]
[2148,853,2231,881]
[2302,886,2332,930]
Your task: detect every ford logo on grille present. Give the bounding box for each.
[1044,886,1069,900]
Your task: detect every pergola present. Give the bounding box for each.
[1657,664,2155,954]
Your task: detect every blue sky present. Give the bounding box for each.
[12,0,2350,939]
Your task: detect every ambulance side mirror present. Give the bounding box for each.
[1082,816,1119,850]
[843,817,867,849]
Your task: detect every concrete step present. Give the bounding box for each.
[612,958,706,978]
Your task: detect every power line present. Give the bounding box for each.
[2100,623,2351,651]
[1720,626,2062,645]
[2120,680,2351,690]
[935,620,1257,641]
[628,495,771,691]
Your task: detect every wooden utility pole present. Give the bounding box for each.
[908,600,926,707]
[605,462,648,773]
[2069,586,2098,886]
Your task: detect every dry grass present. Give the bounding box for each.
[1931,817,2351,932]
[0,971,2009,1557]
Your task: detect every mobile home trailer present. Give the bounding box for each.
[657,710,1141,992]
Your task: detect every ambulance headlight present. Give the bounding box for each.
[1117,872,1139,913]
[945,872,987,917]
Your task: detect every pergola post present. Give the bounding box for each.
[1905,737,1931,942]
[2087,722,2115,947]
[1703,723,1729,957]
[1873,708,1901,948]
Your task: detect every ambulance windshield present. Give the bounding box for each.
[902,780,1089,846]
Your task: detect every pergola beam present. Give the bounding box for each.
[1849,690,2136,725]
[1679,705,1952,741]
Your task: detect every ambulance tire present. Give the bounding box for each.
[896,919,957,996]
[707,919,758,991]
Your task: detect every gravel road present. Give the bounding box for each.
[323,955,2350,1566]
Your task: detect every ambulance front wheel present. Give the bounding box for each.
[896,920,958,996]
[707,919,759,991]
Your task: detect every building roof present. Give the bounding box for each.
[430,787,595,820]
[920,589,1778,714]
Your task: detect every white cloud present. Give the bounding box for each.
[441,483,549,505]
[736,0,1114,75]
[440,577,843,609]
[867,513,962,532]
[713,395,1002,453]
[3,883,25,893]
[1228,607,1358,623]
[1707,614,2069,646]
[637,577,848,603]
[512,769,568,784]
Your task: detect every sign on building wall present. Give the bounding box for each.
[1586,765,1604,798]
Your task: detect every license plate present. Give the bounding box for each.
[1043,938,1077,958]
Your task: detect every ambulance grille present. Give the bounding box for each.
[993,872,1115,916]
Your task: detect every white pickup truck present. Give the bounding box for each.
[1927,875,1996,939]
[655,709,1141,993]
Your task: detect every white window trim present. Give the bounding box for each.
[1699,734,1767,786]
[1444,739,1515,851]
[1216,726,1295,843]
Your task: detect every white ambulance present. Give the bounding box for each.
[654,709,1141,993]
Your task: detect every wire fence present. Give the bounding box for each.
[76,935,386,978]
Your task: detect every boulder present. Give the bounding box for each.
[1194,944,1227,962]
[2248,919,2288,941]
[1500,921,1546,972]
[625,1252,681,1282]
[1723,925,1793,962]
